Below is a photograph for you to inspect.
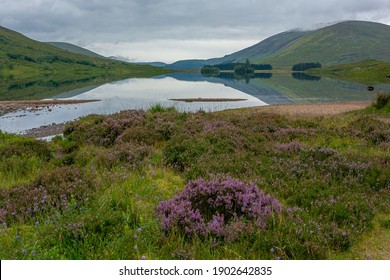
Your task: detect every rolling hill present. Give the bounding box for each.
[0,25,171,100]
[168,20,390,69]
[0,25,169,78]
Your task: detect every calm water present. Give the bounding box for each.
[1,72,389,134]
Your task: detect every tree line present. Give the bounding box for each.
[292,62,322,71]
[201,60,273,77]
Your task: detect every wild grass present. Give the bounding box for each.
[0,101,389,260]
[307,60,390,85]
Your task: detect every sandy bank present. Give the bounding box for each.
[251,101,372,117]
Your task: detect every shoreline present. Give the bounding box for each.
[15,101,375,139]
[0,99,100,115]
[169,98,247,102]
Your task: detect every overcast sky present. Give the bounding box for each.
[1,0,389,63]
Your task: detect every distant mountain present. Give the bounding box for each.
[137,61,167,67]
[107,56,167,67]
[45,42,105,58]
[168,20,390,69]
[167,59,209,69]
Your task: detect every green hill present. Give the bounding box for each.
[209,30,308,65]
[260,21,390,68]
[45,42,105,58]
[166,30,307,69]
[0,26,170,100]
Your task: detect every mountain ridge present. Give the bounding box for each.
[167,20,390,69]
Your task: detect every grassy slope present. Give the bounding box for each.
[307,60,390,85]
[207,30,308,65]
[45,42,105,58]
[257,21,390,68]
[0,26,171,100]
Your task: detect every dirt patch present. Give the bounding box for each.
[252,101,372,117]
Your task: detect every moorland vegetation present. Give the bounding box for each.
[0,94,389,260]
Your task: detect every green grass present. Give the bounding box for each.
[0,100,389,260]
[307,60,390,85]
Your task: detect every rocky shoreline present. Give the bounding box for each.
[0,99,99,116]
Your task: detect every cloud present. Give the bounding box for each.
[88,39,259,63]
[1,0,389,62]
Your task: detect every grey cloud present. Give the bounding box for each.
[0,0,389,61]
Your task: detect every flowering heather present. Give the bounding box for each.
[64,110,145,147]
[156,177,282,241]
[116,110,183,145]
[90,143,151,168]
[273,141,305,153]
[0,137,52,161]
[0,166,94,224]
[273,127,316,141]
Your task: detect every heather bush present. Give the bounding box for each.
[117,109,186,145]
[0,137,53,184]
[64,110,145,147]
[85,143,152,169]
[273,127,316,142]
[0,166,95,225]
[273,140,306,154]
[345,115,386,140]
[0,137,52,161]
[156,177,282,241]
[163,120,262,177]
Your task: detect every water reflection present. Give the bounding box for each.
[291,72,321,81]
[214,72,273,80]
[0,75,266,134]
[1,72,390,135]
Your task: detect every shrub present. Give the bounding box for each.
[163,119,261,177]
[64,111,145,147]
[148,104,176,114]
[0,166,94,225]
[0,138,52,161]
[156,177,282,241]
[89,143,151,169]
[374,92,390,109]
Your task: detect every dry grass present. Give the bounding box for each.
[335,214,390,260]
[253,102,372,117]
